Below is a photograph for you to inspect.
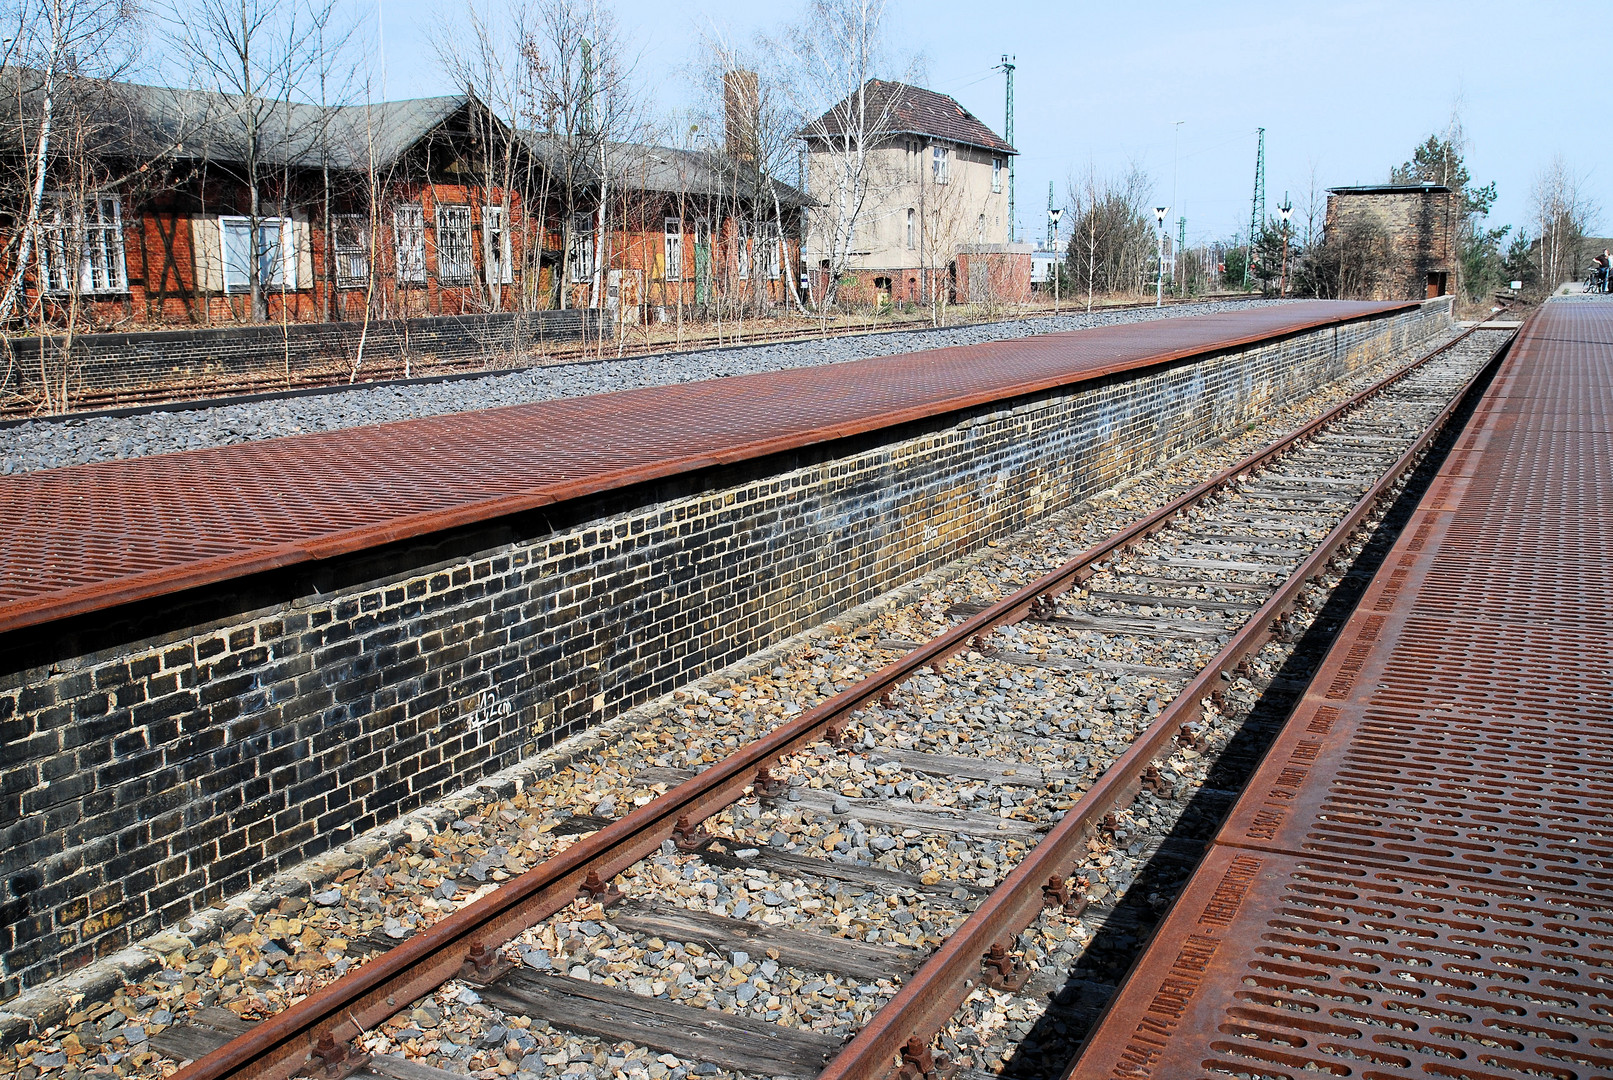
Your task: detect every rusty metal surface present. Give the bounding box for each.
[1068,299,1613,1080]
[0,301,1410,635]
[159,307,1443,1080]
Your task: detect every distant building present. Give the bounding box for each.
[800,80,1026,306]
[1324,183,1458,300]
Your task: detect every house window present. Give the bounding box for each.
[394,204,426,284]
[333,215,369,286]
[569,212,595,282]
[906,140,921,182]
[932,146,950,185]
[39,194,127,294]
[221,216,295,292]
[664,217,683,281]
[906,208,916,250]
[435,204,473,283]
[483,205,512,285]
[760,223,781,280]
[992,158,1003,193]
[976,214,986,243]
[737,224,751,280]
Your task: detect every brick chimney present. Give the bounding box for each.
[724,69,760,162]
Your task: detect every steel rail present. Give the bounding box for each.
[166,321,1493,1080]
[817,324,1517,1080]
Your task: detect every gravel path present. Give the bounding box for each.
[0,325,1507,1080]
[0,301,1288,475]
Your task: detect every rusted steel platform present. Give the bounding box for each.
[0,301,1407,635]
[1067,298,1613,1080]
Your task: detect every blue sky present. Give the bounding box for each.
[371,0,1608,246]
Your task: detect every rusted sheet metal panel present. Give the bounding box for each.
[0,301,1409,634]
[1068,300,1613,1080]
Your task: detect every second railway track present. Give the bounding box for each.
[128,324,1514,1080]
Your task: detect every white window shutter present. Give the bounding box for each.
[192,216,223,292]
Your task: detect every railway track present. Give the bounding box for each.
[116,324,1512,1080]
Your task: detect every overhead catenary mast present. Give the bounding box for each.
[998,54,1015,242]
[1244,126,1265,290]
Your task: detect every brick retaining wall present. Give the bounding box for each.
[0,299,1450,999]
[0,309,592,413]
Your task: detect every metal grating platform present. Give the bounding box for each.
[1069,299,1613,1080]
[0,301,1409,634]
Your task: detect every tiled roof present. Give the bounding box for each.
[803,80,1014,155]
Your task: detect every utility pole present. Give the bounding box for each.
[1176,216,1186,296]
[998,54,1015,242]
[1244,126,1264,290]
[1154,206,1168,307]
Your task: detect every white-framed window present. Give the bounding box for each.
[760,223,781,280]
[333,214,369,286]
[39,194,128,294]
[394,204,426,284]
[435,204,473,283]
[221,216,295,292]
[992,158,1003,193]
[483,205,512,285]
[664,217,683,281]
[568,211,595,283]
[906,208,916,250]
[737,223,752,280]
[932,145,950,185]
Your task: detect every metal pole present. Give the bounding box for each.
[1155,224,1164,307]
[1280,219,1289,298]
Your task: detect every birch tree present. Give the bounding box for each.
[0,0,141,326]
[1530,155,1596,290]
[771,0,906,311]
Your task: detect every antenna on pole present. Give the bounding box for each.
[1244,126,1265,290]
[997,54,1015,242]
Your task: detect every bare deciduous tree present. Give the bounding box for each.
[772,0,912,311]
[1064,162,1154,310]
[1530,155,1596,290]
[0,0,141,328]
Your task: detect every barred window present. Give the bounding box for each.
[483,205,512,285]
[333,215,369,286]
[664,217,683,282]
[394,204,426,284]
[569,212,595,283]
[40,194,127,294]
[435,204,474,283]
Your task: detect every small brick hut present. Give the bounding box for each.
[1324,183,1459,301]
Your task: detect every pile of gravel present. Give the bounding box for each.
[2,299,1286,474]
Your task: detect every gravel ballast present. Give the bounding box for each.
[0,301,1291,474]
